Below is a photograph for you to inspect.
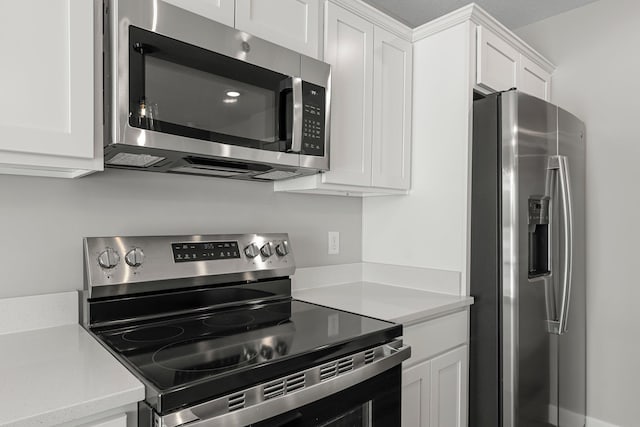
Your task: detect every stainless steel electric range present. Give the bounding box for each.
[80,233,410,426]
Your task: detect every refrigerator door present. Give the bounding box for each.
[556,107,586,427]
[502,91,559,427]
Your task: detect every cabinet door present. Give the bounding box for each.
[0,0,94,160]
[402,360,430,427]
[476,26,518,92]
[163,0,234,26]
[163,0,235,27]
[371,27,412,190]
[323,3,374,186]
[519,55,552,101]
[429,345,468,427]
[235,0,320,57]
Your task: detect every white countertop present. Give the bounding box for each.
[294,282,474,325]
[0,324,144,427]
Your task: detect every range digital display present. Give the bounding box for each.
[171,241,240,263]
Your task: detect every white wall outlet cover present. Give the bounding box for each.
[328,231,340,255]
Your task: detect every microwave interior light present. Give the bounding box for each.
[226,91,240,97]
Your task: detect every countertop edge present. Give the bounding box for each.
[293,281,474,326]
[7,385,145,427]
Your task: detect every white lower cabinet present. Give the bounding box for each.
[402,359,430,427]
[429,346,468,427]
[401,311,469,427]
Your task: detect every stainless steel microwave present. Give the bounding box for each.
[103,0,330,180]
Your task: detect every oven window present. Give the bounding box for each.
[319,403,372,427]
[128,26,293,153]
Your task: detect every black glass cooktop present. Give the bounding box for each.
[94,299,401,413]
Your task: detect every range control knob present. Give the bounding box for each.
[125,247,145,267]
[260,242,274,258]
[98,247,120,269]
[275,241,289,256]
[244,243,260,258]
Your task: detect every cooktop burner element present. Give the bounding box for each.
[202,313,255,328]
[82,233,408,424]
[152,338,258,372]
[122,325,185,343]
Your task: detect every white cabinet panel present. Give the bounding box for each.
[322,3,374,186]
[476,25,518,92]
[163,0,235,26]
[402,360,430,427]
[519,55,552,101]
[0,0,93,159]
[403,311,468,366]
[235,0,320,57]
[371,27,412,190]
[429,345,468,427]
[0,0,102,177]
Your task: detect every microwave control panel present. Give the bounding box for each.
[301,82,326,156]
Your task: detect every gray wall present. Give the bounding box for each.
[0,169,362,298]
[517,1,639,425]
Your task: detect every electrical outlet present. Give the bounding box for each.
[328,231,340,255]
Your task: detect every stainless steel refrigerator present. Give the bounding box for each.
[469,90,586,427]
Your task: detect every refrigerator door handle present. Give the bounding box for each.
[547,155,574,335]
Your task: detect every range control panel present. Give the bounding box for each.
[84,233,296,296]
[301,81,326,156]
[172,241,240,263]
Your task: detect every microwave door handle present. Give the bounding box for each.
[290,77,303,153]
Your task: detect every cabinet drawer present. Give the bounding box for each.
[402,310,468,366]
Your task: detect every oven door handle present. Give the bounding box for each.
[157,341,411,427]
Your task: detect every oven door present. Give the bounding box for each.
[143,342,410,427]
[252,366,401,427]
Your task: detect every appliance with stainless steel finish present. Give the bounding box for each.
[103,0,331,181]
[469,90,586,427]
[82,233,409,426]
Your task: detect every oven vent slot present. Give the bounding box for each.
[263,379,286,400]
[364,349,376,364]
[228,392,246,412]
[337,357,354,374]
[285,373,306,393]
[319,355,354,382]
[319,362,338,381]
[263,372,307,401]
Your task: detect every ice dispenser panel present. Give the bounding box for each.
[528,196,550,278]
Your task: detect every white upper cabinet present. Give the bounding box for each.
[322,2,374,187]
[476,25,518,93]
[476,24,553,101]
[274,2,413,196]
[371,26,412,190]
[519,54,552,101]
[235,0,321,58]
[0,0,102,178]
[163,0,235,27]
